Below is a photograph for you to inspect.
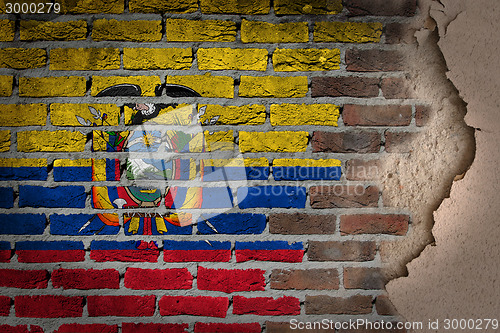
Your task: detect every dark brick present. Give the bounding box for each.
[346,159,381,181]
[340,214,409,235]
[269,213,336,234]
[343,105,412,126]
[344,267,385,289]
[385,131,418,153]
[385,23,417,44]
[346,49,406,72]
[415,105,431,127]
[344,0,417,16]
[0,269,49,289]
[381,77,414,99]
[270,269,339,290]
[310,185,379,208]
[312,76,379,97]
[308,241,376,261]
[376,295,399,316]
[305,295,372,314]
[312,131,381,153]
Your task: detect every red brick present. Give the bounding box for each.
[305,295,372,314]
[269,213,336,234]
[15,295,84,318]
[311,76,379,98]
[385,23,417,44]
[52,269,119,290]
[310,185,379,208]
[0,296,11,316]
[124,267,192,290]
[416,105,431,127]
[197,266,265,293]
[270,269,339,290]
[87,296,155,317]
[122,323,189,333]
[194,322,261,333]
[0,325,43,333]
[0,269,48,289]
[233,296,300,316]
[375,295,399,316]
[381,77,414,99]
[159,296,228,318]
[312,131,381,153]
[308,241,376,261]
[344,267,385,289]
[345,0,417,16]
[340,214,409,235]
[385,131,418,153]
[343,105,412,126]
[346,49,406,72]
[55,324,118,333]
[346,159,381,181]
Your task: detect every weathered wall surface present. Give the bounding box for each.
[388,0,500,331]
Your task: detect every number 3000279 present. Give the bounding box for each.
[5,2,60,13]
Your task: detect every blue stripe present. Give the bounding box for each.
[105,159,117,181]
[50,214,119,236]
[0,166,47,181]
[53,166,92,182]
[0,187,13,208]
[163,240,230,251]
[237,186,307,209]
[235,241,303,251]
[0,241,10,250]
[202,166,269,181]
[273,166,341,180]
[17,241,84,251]
[90,240,142,250]
[198,214,266,234]
[0,214,46,235]
[19,186,86,208]
[123,217,192,236]
[201,187,233,209]
[179,159,192,180]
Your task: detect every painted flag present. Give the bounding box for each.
[235,241,304,263]
[163,240,231,262]
[126,158,195,180]
[237,186,307,209]
[53,159,120,182]
[0,187,13,208]
[0,241,10,262]
[197,214,266,235]
[201,158,269,181]
[165,187,233,209]
[123,213,192,235]
[0,214,46,235]
[92,130,129,152]
[50,214,120,235]
[16,241,85,263]
[164,130,204,153]
[272,158,341,180]
[90,240,159,262]
[0,158,47,180]
[92,186,161,209]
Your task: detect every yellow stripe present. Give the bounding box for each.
[92,159,107,181]
[92,186,114,209]
[0,158,47,167]
[182,187,203,209]
[54,159,91,167]
[188,159,196,179]
[155,217,168,234]
[273,158,341,167]
[202,157,268,167]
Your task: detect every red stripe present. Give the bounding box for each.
[0,250,10,263]
[144,217,152,235]
[235,249,304,263]
[17,250,85,263]
[114,159,120,180]
[164,250,231,262]
[174,158,181,180]
[90,250,159,263]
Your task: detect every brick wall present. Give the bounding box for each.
[0,0,423,331]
